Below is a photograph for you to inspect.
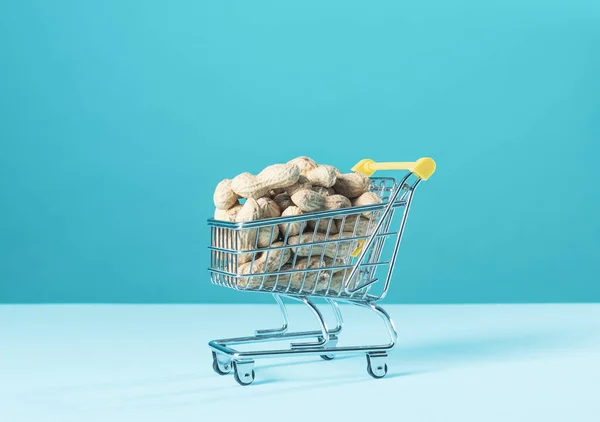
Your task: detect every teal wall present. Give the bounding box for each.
[1,1,599,303]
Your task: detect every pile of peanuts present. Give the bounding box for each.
[212,156,383,292]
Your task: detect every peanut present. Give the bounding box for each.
[290,276,335,295]
[287,156,318,176]
[236,242,292,289]
[352,192,382,217]
[307,218,340,235]
[274,257,330,293]
[278,206,305,237]
[312,186,335,197]
[273,193,293,211]
[330,270,369,295]
[324,194,351,216]
[257,197,281,219]
[338,214,376,236]
[257,224,279,248]
[280,256,351,294]
[291,190,352,215]
[213,202,242,221]
[231,163,300,199]
[240,242,291,274]
[291,189,326,212]
[237,253,353,294]
[255,198,281,247]
[244,256,329,293]
[213,179,240,210]
[238,257,356,295]
[235,198,261,264]
[333,172,370,198]
[287,232,360,259]
[262,258,350,295]
[269,188,286,197]
[285,175,312,196]
[323,256,350,273]
[324,271,350,295]
[324,164,342,175]
[306,165,337,188]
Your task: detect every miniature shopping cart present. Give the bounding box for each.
[208,157,436,385]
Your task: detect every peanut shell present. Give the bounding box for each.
[278,206,305,237]
[333,172,370,198]
[213,179,240,210]
[291,189,326,213]
[273,193,293,211]
[231,163,300,199]
[306,165,337,188]
[287,156,318,176]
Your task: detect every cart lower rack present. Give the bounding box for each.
[207,157,436,385]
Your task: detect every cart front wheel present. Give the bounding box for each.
[366,354,388,379]
[233,361,256,386]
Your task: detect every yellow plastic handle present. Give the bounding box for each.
[351,157,436,180]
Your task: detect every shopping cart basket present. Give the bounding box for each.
[208,157,436,385]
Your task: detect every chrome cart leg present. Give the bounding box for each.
[328,298,344,334]
[233,359,256,386]
[291,297,328,348]
[320,299,343,360]
[320,334,338,361]
[254,294,289,336]
[356,301,398,348]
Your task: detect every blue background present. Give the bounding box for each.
[1,0,598,303]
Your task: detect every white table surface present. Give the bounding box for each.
[1,304,599,422]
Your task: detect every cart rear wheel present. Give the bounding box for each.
[233,361,256,386]
[320,354,335,361]
[211,352,231,375]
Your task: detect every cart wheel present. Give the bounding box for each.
[366,354,388,379]
[320,354,335,361]
[233,361,255,386]
[211,352,231,375]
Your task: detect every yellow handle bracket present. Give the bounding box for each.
[352,157,436,180]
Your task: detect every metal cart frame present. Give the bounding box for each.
[207,158,436,385]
